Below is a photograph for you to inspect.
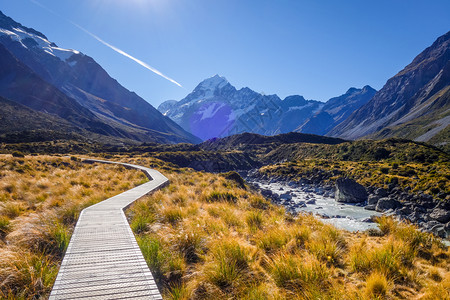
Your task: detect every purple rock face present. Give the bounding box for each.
[189,102,235,141]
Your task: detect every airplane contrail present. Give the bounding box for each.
[29,0,183,87]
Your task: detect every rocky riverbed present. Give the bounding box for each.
[246,172,450,239]
[249,179,381,232]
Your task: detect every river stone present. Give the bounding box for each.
[397,206,413,216]
[375,188,388,197]
[364,204,376,211]
[368,194,380,205]
[261,189,272,197]
[306,199,316,205]
[335,178,368,203]
[430,224,446,238]
[444,222,450,236]
[375,198,402,212]
[280,192,292,201]
[429,208,450,223]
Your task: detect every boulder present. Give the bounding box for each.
[293,201,306,208]
[429,208,450,223]
[430,224,446,238]
[260,189,272,197]
[424,220,441,229]
[280,192,292,201]
[397,206,413,216]
[375,198,402,212]
[364,205,376,211]
[444,222,450,236]
[368,194,380,205]
[335,178,368,203]
[288,181,298,187]
[375,188,388,197]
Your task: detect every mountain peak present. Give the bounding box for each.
[345,87,359,94]
[197,74,229,91]
[362,85,375,92]
[345,85,376,95]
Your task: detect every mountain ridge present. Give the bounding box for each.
[159,75,375,141]
[329,31,450,145]
[0,10,200,144]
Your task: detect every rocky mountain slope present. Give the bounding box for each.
[329,31,450,146]
[0,44,121,136]
[297,86,376,135]
[0,11,199,144]
[158,75,324,140]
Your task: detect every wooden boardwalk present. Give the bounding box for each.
[49,159,168,300]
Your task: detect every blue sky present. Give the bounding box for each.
[2,0,450,106]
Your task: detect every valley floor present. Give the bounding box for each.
[0,153,448,299]
[119,155,450,300]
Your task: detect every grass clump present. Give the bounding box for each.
[246,211,263,231]
[204,190,238,203]
[138,235,167,281]
[257,228,291,253]
[268,253,329,296]
[0,251,58,299]
[172,230,205,263]
[163,207,184,226]
[204,239,254,290]
[350,239,411,280]
[364,271,390,299]
[0,216,10,238]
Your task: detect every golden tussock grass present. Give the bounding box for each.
[116,154,450,300]
[0,154,147,299]
[115,155,449,299]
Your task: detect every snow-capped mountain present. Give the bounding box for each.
[297,86,376,135]
[0,26,80,62]
[0,11,200,144]
[158,75,323,140]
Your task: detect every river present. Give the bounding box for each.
[251,179,383,232]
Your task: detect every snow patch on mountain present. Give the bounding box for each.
[0,27,80,62]
[197,102,226,121]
